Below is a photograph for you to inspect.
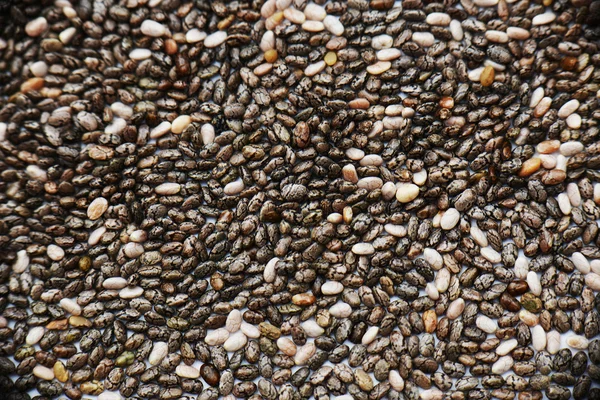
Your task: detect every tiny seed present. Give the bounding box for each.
[264,49,278,63]
[480,66,495,87]
[561,56,577,71]
[324,51,337,66]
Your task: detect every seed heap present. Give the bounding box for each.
[1,0,600,399]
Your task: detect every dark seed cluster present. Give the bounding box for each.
[1,0,600,399]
